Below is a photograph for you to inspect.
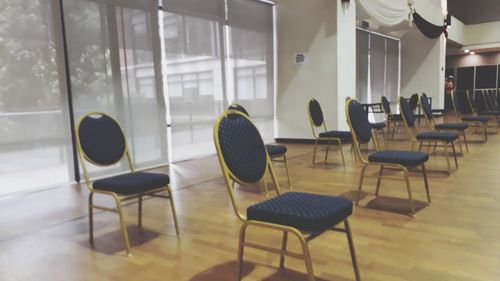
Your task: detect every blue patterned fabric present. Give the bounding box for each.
[399,97,416,127]
[388,114,403,121]
[381,96,392,114]
[247,192,352,233]
[347,100,372,144]
[368,150,429,166]
[319,130,352,140]
[478,111,500,116]
[266,144,287,156]
[474,91,489,113]
[420,94,433,120]
[416,131,458,142]
[228,104,249,116]
[309,99,324,127]
[462,116,489,123]
[93,172,169,195]
[435,123,468,131]
[370,122,386,129]
[218,114,268,183]
[78,114,126,165]
[409,94,419,111]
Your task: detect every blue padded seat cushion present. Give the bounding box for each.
[247,192,352,233]
[368,150,429,166]
[416,131,458,142]
[434,123,468,131]
[93,172,169,195]
[388,114,403,121]
[462,116,489,123]
[370,122,386,129]
[478,111,500,116]
[266,144,287,156]
[319,130,352,140]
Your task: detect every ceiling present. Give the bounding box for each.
[448,0,500,25]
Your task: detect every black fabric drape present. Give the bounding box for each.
[413,12,446,39]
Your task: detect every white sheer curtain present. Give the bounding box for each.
[64,0,169,177]
[370,33,386,105]
[226,0,275,142]
[0,0,74,195]
[357,0,412,27]
[161,0,226,162]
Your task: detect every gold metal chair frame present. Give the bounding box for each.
[229,103,292,190]
[345,99,430,216]
[398,97,459,174]
[451,90,488,142]
[75,112,180,256]
[418,95,468,153]
[381,97,403,140]
[214,110,361,281]
[307,99,346,166]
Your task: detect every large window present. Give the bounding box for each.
[0,0,73,195]
[356,28,400,121]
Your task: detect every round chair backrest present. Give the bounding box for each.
[78,113,126,166]
[399,97,416,127]
[216,112,267,183]
[308,98,324,127]
[228,103,249,117]
[474,90,488,112]
[381,96,392,114]
[420,93,433,120]
[409,93,419,111]
[347,99,372,144]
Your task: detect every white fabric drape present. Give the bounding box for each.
[357,0,412,26]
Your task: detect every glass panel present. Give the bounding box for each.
[0,0,73,195]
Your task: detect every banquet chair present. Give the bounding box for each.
[451,91,488,142]
[228,103,292,189]
[381,96,404,139]
[398,97,460,173]
[76,112,180,256]
[308,98,352,166]
[346,98,431,216]
[214,110,361,281]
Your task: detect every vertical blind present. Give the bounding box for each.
[161,0,275,160]
[356,29,400,120]
[63,0,168,177]
[0,0,275,195]
[0,0,74,195]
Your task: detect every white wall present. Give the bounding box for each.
[275,0,338,138]
[401,28,445,109]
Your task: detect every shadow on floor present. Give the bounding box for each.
[189,260,255,281]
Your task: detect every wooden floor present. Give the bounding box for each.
[1,118,500,281]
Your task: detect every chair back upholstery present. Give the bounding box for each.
[399,97,416,128]
[77,113,127,166]
[485,90,497,109]
[420,93,433,120]
[409,93,419,111]
[215,111,269,184]
[308,98,325,127]
[381,96,392,114]
[346,99,372,145]
[474,90,489,113]
[228,103,250,117]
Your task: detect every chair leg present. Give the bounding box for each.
[88,192,94,247]
[324,139,330,162]
[381,128,387,148]
[312,139,318,165]
[418,142,423,152]
[138,195,143,227]
[375,165,384,196]
[462,131,469,153]
[457,133,463,154]
[279,231,288,269]
[112,195,131,256]
[345,220,361,281]
[451,142,459,169]
[294,232,315,281]
[356,165,368,206]
[422,164,431,203]
[167,186,181,237]
[402,168,415,215]
[237,223,249,281]
[339,140,346,167]
[443,143,451,174]
[283,154,292,189]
